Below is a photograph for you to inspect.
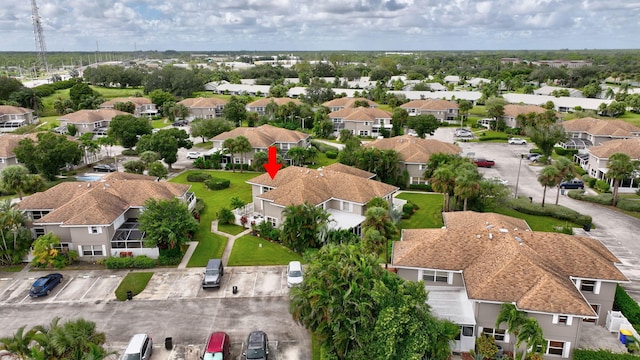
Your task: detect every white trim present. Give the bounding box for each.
[594,281,601,295]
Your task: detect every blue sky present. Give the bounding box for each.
[2,0,639,52]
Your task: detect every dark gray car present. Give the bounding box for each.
[202,259,223,289]
[244,331,269,360]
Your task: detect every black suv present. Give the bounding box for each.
[244,331,269,360]
[560,179,585,189]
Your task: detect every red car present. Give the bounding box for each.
[474,159,496,168]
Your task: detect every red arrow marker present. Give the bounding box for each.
[263,146,282,179]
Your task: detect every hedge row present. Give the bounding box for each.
[104,255,156,269]
[187,172,212,182]
[614,285,640,330]
[554,147,579,157]
[574,349,638,360]
[506,197,592,226]
[478,136,509,141]
[568,192,640,212]
[310,140,338,153]
[205,177,230,190]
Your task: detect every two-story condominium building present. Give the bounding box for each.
[560,117,640,151]
[210,124,309,166]
[392,211,627,359]
[178,97,228,120]
[582,138,640,192]
[246,164,398,234]
[322,97,378,111]
[329,107,392,137]
[363,135,462,186]
[16,172,196,261]
[99,97,158,118]
[0,105,36,132]
[400,99,460,123]
[58,109,128,136]
[246,98,302,116]
[502,104,548,128]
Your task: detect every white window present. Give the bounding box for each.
[81,245,104,256]
[552,315,573,325]
[89,226,102,234]
[578,279,600,294]
[422,270,450,284]
[543,340,570,357]
[266,217,277,227]
[359,130,369,136]
[482,327,507,342]
[234,157,242,164]
[364,122,369,126]
[341,201,351,212]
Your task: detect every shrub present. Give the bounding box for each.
[475,334,498,359]
[104,255,156,269]
[187,172,212,182]
[402,202,418,218]
[311,140,338,153]
[617,198,640,212]
[325,150,338,159]
[408,184,432,192]
[478,135,509,142]
[594,180,611,193]
[584,176,597,188]
[157,248,183,266]
[218,207,236,225]
[574,349,640,360]
[121,148,139,156]
[507,197,592,226]
[205,177,230,190]
[568,191,613,205]
[254,221,280,242]
[554,147,578,157]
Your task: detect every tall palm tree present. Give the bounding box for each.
[430,165,456,212]
[607,153,640,207]
[516,318,547,360]
[552,158,576,205]
[454,169,481,211]
[0,200,30,265]
[495,304,527,360]
[233,136,252,173]
[222,137,238,172]
[0,165,30,200]
[537,166,560,207]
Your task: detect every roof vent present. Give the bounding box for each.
[499,228,508,233]
[476,234,481,239]
[86,183,91,188]
[515,236,523,245]
[488,233,493,240]
[486,224,494,230]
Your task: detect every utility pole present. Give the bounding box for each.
[30,0,49,74]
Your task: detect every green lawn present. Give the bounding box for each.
[227,235,304,266]
[490,206,581,232]
[396,192,444,229]
[308,152,338,169]
[169,170,257,267]
[115,271,154,301]
[217,223,246,235]
[193,141,213,149]
[91,86,143,99]
[151,119,169,128]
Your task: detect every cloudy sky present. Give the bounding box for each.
[2,0,639,52]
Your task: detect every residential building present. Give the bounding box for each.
[400,99,460,123]
[363,135,461,185]
[561,117,640,151]
[245,98,302,116]
[205,81,271,96]
[328,107,392,137]
[210,124,309,166]
[581,138,640,192]
[16,172,196,261]
[322,97,378,111]
[179,97,228,120]
[392,211,627,358]
[531,60,593,68]
[534,86,584,98]
[389,91,481,103]
[0,105,36,132]
[58,109,128,136]
[99,97,158,118]
[502,104,548,128]
[246,165,398,234]
[503,93,611,113]
[0,133,39,170]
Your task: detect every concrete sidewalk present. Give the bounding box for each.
[211,220,252,266]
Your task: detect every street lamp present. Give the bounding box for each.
[514,154,525,198]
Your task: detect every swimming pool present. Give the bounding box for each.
[75,175,103,182]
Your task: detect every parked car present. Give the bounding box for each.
[488,177,508,186]
[527,153,542,161]
[243,331,269,360]
[120,333,153,360]
[186,151,202,160]
[202,259,224,289]
[474,158,495,168]
[286,261,303,287]
[560,179,585,189]
[508,137,527,145]
[172,119,188,126]
[29,273,63,297]
[93,164,117,172]
[203,332,231,360]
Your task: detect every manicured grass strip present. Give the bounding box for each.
[307,152,338,169]
[188,232,228,267]
[490,206,581,232]
[228,235,303,266]
[396,192,444,229]
[0,264,26,273]
[217,223,246,235]
[115,271,154,301]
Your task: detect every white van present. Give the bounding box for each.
[121,333,153,360]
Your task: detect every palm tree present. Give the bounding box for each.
[552,157,576,205]
[222,137,238,172]
[495,303,527,360]
[607,153,640,207]
[362,206,398,259]
[516,318,547,360]
[430,165,456,211]
[538,166,560,207]
[287,146,307,166]
[454,168,481,211]
[0,325,34,359]
[0,165,30,200]
[233,136,252,173]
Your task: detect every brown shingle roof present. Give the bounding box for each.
[0,105,33,115]
[247,166,398,206]
[59,109,128,124]
[562,117,640,137]
[400,99,459,111]
[246,97,302,108]
[589,138,640,159]
[363,135,462,163]
[179,97,228,107]
[393,211,627,316]
[323,163,375,179]
[100,97,152,107]
[322,97,378,108]
[0,133,39,157]
[503,104,546,117]
[211,124,308,148]
[328,107,392,122]
[16,174,190,226]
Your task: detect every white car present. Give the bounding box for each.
[488,177,508,186]
[186,152,202,160]
[508,138,527,145]
[287,261,303,287]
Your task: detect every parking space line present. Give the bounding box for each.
[252,273,257,297]
[80,277,100,299]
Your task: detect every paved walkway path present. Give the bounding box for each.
[177,241,198,269]
[211,220,252,266]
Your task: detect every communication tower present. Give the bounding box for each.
[31,0,49,73]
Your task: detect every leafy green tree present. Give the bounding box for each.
[300,78,335,105]
[525,124,568,164]
[581,82,601,98]
[218,208,235,225]
[9,88,43,114]
[138,198,199,249]
[0,200,32,266]
[353,148,400,185]
[407,114,440,138]
[31,233,62,268]
[287,146,307,166]
[190,118,233,142]
[0,76,24,101]
[486,96,506,128]
[139,150,161,166]
[607,153,640,207]
[14,132,83,181]
[280,202,331,252]
[391,107,408,136]
[113,101,136,114]
[53,98,75,115]
[538,165,560,207]
[230,196,246,211]
[148,89,175,109]
[122,160,146,174]
[495,304,546,360]
[147,161,168,180]
[457,99,473,122]
[222,96,247,126]
[0,165,31,200]
[496,303,527,360]
[107,114,153,149]
[136,128,193,170]
[69,82,102,110]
